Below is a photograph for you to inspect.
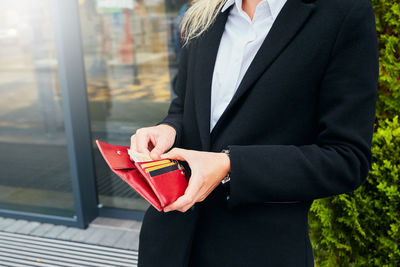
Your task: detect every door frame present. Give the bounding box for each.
[0,0,147,228]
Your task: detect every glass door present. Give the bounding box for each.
[0,0,76,218]
[78,0,189,211]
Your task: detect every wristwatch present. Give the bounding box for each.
[221,148,231,184]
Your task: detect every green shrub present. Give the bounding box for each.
[372,0,400,120]
[309,1,400,266]
[310,117,400,266]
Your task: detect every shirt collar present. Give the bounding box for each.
[221,0,285,20]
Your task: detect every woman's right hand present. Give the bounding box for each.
[130,124,177,160]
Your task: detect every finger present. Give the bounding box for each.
[150,137,170,160]
[135,130,151,154]
[164,194,194,212]
[129,135,136,159]
[164,172,203,212]
[176,203,194,213]
[160,148,188,161]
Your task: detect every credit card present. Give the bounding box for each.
[140,159,171,168]
[177,162,185,171]
[149,164,179,177]
[145,161,176,173]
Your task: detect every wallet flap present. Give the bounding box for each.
[96,140,135,170]
[115,169,162,211]
[134,160,189,208]
[147,169,189,208]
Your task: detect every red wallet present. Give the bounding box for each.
[96,140,189,211]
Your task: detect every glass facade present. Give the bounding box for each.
[0,0,75,218]
[79,0,188,211]
[0,0,188,225]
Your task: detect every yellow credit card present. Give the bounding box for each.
[145,161,176,173]
[140,159,171,168]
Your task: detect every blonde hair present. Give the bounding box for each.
[180,0,228,47]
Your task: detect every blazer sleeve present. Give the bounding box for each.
[156,43,189,148]
[227,0,379,207]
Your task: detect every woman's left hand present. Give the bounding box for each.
[161,148,230,212]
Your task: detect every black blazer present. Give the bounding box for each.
[138,0,378,266]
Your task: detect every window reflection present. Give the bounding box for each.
[79,0,189,211]
[0,0,75,217]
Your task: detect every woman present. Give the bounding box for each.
[131,0,378,266]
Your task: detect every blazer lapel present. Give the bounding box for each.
[193,7,231,151]
[209,0,316,141]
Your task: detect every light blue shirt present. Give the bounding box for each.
[210,0,287,132]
